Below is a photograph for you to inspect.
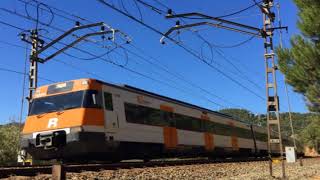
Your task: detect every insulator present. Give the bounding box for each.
[101,26,105,31]
[270,12,276,21]
[75,21,80,27]
[167,9,172,16]
[175,21,180,27]
[260,30,267,38]
[20,33,26,40]
[263,0,274,7]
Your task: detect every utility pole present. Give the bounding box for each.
[160,0,287,178]
[28,30,41,101]
[262,1,286,177]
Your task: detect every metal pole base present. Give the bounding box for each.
[52,163,66,180]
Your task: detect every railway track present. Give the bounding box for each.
[0,157,268,178]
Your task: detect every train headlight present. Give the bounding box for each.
[82,80,89,85]
[70,126,83,133]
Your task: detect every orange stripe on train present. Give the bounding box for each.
[160,104,174,112]
[204,132,214,151]
[22,108,104,134]
[163,127,178,149]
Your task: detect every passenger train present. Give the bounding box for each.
[21,78,283,162]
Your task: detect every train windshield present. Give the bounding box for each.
[29,90,102,116]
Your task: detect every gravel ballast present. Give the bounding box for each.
[4,158,320,180]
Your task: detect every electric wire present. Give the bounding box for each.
[134,0,264,90]
[0,67,55,83]
[17,43,28,153]
[150,0,263,19]
[96,0,266,101]
[174,14,264,90]
[10,1,243,108]
[9,0,266,108]
[0,22,227,109]
[24,0,55,29]
[0,7,129,62]
[5,0,260,109]
[119,0,143,22]
[126,43,244,108]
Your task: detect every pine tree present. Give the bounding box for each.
[276,0,320,112]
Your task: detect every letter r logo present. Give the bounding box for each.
[47,118,58,128]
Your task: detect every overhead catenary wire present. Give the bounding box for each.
[96,0,266,101]
[17,43,29,153]
[6,0,268,109]
[150,0,263,19]
[8,1,244,108]
[133,0,265,90]
[0,21,227,109]
[2,0,262,112]
[0,66,55,83]
[276,2,297,148]
[126,43,244,108]
[16,0,259,94]
[137,0,261,49]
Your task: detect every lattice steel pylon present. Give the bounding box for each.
[160,2,288,177]
[262,1,286,178]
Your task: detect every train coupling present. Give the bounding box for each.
[35,130,66,150]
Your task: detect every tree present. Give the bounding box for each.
[0,123,20,165]
[300,115,320,152]
[276,0,320,112]
[219,108,265,126]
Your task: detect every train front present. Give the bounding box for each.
[20,79,106,161]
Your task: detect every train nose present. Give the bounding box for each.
[36,130,67,149]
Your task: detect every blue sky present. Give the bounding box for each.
[0,0,307,124]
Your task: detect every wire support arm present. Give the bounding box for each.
[160,22,261,44]
[35,22,105,56]
[42,30,118,62]
[166,12,261,32]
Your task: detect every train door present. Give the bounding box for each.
[161,105,178,149]
[102,88,120,133]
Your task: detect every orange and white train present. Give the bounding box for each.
[21,78,273,162]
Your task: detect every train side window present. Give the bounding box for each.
[125,103,144,124]
[104,92,113,111]
[206,121,215,133]
[124,103,168,126]
[190,118,201,132]
[215,123,232,136]
[161,111,173,127]
[175,113,192,131]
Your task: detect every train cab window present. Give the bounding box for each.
[83,90,102,108]
[29,91,83,115]
[104,92,113,111]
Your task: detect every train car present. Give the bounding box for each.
[21,78,271,162]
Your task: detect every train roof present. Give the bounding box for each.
[96,79,252,124]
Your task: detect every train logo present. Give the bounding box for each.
[47,118,58,129]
